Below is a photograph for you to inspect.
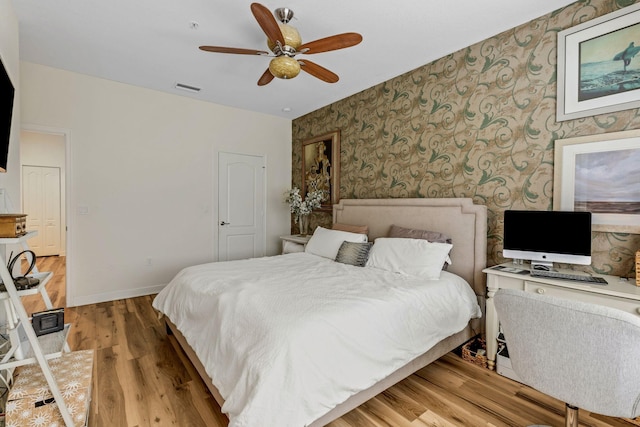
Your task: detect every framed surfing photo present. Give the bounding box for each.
[557,4,640,121]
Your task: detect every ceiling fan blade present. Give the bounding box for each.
[299,60,339,83]
[257,69,275,86]
[199,46,269,55]
[298,33,363,54]
[251,2,284,45]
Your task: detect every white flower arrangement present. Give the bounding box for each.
[284,187,324,222]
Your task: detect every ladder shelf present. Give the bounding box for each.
[0,323,71,370]
[0,232,76,426]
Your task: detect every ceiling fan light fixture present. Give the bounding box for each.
[267,23,302,52]
[269,56,300,79]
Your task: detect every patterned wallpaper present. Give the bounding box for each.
[292,0,640,278]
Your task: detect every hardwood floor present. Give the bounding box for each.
[23,256,640,427]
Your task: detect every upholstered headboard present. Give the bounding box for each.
[333,198,487,297]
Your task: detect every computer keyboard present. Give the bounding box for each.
[530,269,608,284]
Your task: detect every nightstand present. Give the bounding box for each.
[279,235,311,254]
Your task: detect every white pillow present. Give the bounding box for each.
[305,226,368,259]
[366,237,453,280]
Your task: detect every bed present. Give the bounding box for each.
[153,198,487,427]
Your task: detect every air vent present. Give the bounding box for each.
[174,83,201,93]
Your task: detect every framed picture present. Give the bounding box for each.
[301,130,340,211]
[553,129,640,233]
[557,4,640,121]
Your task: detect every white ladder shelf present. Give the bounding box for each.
[0,231,75,426]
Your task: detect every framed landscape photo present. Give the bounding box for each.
[553,129,640,233]
[557,4,640,121]
[301,130,340,212]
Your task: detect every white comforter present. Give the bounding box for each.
[152,252,481,427]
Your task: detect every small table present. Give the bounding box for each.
[279,235,311,254]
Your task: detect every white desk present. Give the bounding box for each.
[484,262,640,370]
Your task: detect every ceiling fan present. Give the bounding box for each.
[199,3,363,86]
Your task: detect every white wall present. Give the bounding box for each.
[0,0,20,207]
[20,62,292,306]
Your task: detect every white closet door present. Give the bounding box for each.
[217,152,266,261]
[22,166,61,256]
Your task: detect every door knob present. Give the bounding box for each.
[220,221,230,226]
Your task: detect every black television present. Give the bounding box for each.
[503,210,592,268]
[0,55,14,173]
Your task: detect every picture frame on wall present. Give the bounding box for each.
[301,130,340,212]
[557,4,640,121]
[553,129,640,233]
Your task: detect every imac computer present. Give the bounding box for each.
[503,210,592,270]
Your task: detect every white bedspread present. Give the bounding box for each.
[152,252,481,427]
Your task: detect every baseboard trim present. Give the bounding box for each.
[68,284,167,307]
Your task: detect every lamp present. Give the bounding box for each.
[266,25,302,80]
[267,23,301,52]
[269,56,300,79]
[266,9,302,80]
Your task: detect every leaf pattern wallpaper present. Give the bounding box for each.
[292,0,640,278]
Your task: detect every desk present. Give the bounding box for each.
[484,262,640,370]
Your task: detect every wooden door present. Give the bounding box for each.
[22,166,61,256]
[217,152,265,261]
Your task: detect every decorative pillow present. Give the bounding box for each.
[388,224,452,268]
[305,226,368,259]
[332,223,369,235]
[335,241,373,267]
[388,224,452,244]
[365,237,453,280]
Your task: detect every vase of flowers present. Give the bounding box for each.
[284,187,324,236]
[298,214,310,236]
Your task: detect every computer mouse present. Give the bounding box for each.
[532,264,550,271]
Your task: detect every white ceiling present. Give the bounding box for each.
[12,0,577,119]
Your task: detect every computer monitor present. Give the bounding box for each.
[503,210,592,268]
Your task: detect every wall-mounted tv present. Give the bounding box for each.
[0,56,15,173]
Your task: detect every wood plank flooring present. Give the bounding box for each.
[21,256,640,427]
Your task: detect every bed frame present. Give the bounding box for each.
[165,197,487,426]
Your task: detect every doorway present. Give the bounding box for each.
[20,129,68,305]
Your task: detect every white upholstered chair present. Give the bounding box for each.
[494,288,640,427]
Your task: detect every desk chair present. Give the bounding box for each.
[494,288,640,427]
